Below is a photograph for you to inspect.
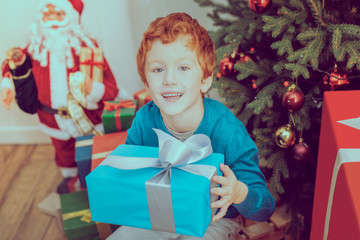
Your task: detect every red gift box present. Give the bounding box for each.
[133,89,152,109]
[311,90,360,240]
[91,131,127,171]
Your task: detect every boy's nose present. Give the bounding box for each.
[163,69,177,85]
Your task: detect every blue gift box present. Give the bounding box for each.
[86,144,224,237]
[75,134,94,188]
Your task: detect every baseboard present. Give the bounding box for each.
[0,126,51,144]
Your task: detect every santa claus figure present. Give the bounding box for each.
[0,0,119,193]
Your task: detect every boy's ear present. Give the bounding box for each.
[200,75,213,93]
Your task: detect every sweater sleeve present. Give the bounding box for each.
[125,108,144,145]
[225,125,274,221]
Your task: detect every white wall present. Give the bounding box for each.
[0,0,216,144]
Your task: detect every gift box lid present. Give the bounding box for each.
[91,131,127,171]
[60,190,99,240]
[75,135,94,162]
[102,100,137,134]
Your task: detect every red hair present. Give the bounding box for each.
[137,12,216,84]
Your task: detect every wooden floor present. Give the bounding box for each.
[0,144,67,240]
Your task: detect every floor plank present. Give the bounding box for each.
[0,144,65,240]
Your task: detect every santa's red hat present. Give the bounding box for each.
[38,0,84,23]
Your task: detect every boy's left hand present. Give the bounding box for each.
[210,163,248,221]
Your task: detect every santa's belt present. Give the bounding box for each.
[39,103,70,119]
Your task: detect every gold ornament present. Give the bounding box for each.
[274,124,296,148]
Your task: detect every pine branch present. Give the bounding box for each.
[332,24,360,38]
[273,60,287,75]
[271,35,294,56]
[253,128,274,157]
[263,15,292,38]
[332,28,346,61]
[306,0,329,28]
[330,24,360,69]
[284,63,310,79]
[235,60,258,80]
[248,81,282,114]
[289,0,306,11]
[268,151,288,196]
[284,30,326,78]
[224,22,247,44]
[344,42,360,70]
[238,105,255,126]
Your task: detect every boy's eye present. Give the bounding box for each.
[153,67,164,73]
[179,66,189,71]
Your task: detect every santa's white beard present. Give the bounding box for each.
[43,28,69,63]
[28,21,95,68]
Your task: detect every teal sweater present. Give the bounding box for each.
[126,98,274,221]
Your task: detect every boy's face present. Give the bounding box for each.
[144,35,212,122]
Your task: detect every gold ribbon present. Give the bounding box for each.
[67,93,102,136]
[12,68,32,80]
[92,151,112,160]
[75,139,94,148]
[62,208,91,222]
[62,208,113,239]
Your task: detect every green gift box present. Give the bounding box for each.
[60,190,117,240]
[102,100,137,134]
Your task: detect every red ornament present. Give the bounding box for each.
[283,81,289,87]
[219,57,236,76]
[249,0,272,14]
[293,138,312,163]
[322,67,349,90]
[282,85,305,112]
[216,72,222,79]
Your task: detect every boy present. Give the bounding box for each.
[109,12,274,239]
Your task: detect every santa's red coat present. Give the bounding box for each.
[1,43,119,168]
[2,44,119,139]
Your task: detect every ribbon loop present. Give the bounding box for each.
[104,100,136,111]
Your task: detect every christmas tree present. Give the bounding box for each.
[195,0,360,239]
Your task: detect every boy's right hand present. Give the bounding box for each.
[6,47,26,69]
[0,88,14,110]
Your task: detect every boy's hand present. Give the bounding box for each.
[0,87,14,110]
[210,163,248,222]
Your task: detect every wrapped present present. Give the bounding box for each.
[133,89,152,109]
[91,131,127,171]
[311,90,360,240]
[75,134,94,188]
[86,129,224,237]
[102,100,136,134]
[80,47,104,83]
[60,190,118,240]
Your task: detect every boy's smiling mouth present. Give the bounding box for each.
[162,92,183,101]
